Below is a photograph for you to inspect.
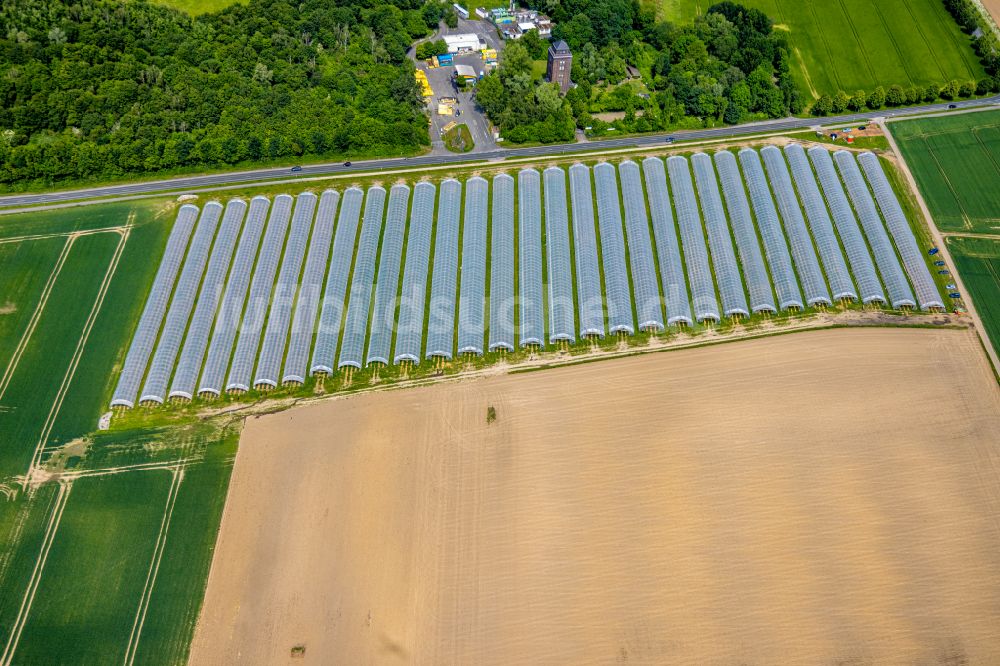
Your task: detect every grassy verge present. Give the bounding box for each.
[443,123,475,153]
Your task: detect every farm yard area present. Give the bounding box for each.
[659,0,985,100]
[110,145,946,412]
[192,327,1000,665]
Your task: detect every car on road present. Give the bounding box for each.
[344,161,352,167]
[948,104,958,109]
[665,136,675,143]
[291,165,302,172]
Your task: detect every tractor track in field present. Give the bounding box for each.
[871,2,916,87]
[27,225,131,476]
[0,225,128,245]
[123,465,184,666]
[904,1,950,82]
[0,480,72,666]
[0,237,74,403]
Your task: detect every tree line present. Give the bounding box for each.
[0,0,448,188]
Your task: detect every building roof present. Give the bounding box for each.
[454,64,478,78]
[551,40,570,54]
[443,33,480,45]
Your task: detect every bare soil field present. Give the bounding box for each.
[191,327,1000,665]
[985,0,1000,26]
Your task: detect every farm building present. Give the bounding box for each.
[443,34,482,53]
[454,64,479,84]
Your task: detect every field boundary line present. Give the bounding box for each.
[0,225,127,245]
[882,121,1000,375]
[123,465,183,666]
[48,459,196,482]
[971,127,1000,176]
[942,232,1000,240]
[0,480,72,666]
[28,225,131,475]
[0,236,74,402]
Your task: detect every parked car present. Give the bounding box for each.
[291,165,302,172]
[934,260,946,266]
[949,292,962,299]
[938,269,951,275]
[928,248,940,255]
[946,283,957,290]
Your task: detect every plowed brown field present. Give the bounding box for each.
[191,327,1000,665]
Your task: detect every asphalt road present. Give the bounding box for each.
[2,95,998,208]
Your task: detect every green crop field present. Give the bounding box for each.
[660,0,984,100]
[153,0,246,15]
[890,110,1000,234]
[0,200,238,665]
[947,235,1000,357]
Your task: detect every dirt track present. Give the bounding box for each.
[191,327,1000,665]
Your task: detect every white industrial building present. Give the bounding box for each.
[443,33,483,53]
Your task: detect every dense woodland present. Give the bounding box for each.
[0,0,440,187]
[478,1,802,143]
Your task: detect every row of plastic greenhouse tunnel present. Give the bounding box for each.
[111,145,942,408]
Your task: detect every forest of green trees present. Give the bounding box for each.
[477,1,802,143]
[0,0,440,188]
